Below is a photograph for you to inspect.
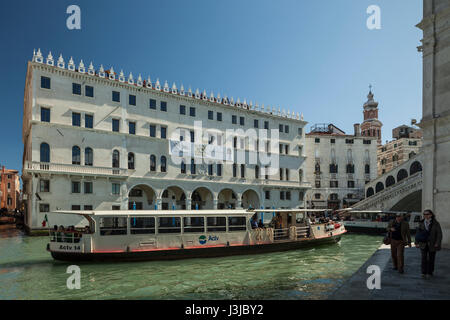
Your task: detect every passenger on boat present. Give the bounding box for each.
[275,213,282,229]
[258,219,264,228]
[251,216,258,229]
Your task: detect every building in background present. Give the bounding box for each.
[377,125,423,176]
[0,167,20,212]
[304,120,378,210]
[417,0,450,248]
[21,49,311,233]
[360,89,383,144]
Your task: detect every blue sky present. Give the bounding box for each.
[0,0,423,171]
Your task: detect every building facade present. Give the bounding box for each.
[0,167,20,212]
[417,0,450,248]
[360,90,383,144]
[304,122,378,210]
[377,125,423,176]
[21,50,311,231]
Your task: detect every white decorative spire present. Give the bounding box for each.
[146,76,152,88]
[109,67,115,80]
[171,82,177,93]
[78,60,85,73]
[57,54,65,69]
[261,104,265,112]
[137,74,143,87]
[230,97,235,106]
[296,112,300,120]
[34,48,43,63]
[163,80,169,92]
[202,89,207,100]
[155,78,161,90]
[236,98,241,107]
[99,65,105,78]
[46,51,54,66]
[128,72,134,84]
[209,91,215,102]
[88,62,95,75]
[223,95,229,105]
[67,57,75,71]
[119,70,125,82]
[216,93,221,102]
[180,84,185,95]
[188,86,193,97]
[301,113,304,121]
[195,88,200,99]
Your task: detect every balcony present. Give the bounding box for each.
[23,161,129,178]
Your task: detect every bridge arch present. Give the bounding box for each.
[386,175,396,188]
[410,161,423,176]
[375,182,384,193]
[397,169,408,182]
[366,187,374,198]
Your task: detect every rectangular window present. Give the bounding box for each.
[85,85,94,97]
[84,205,93,210]
[112,183,120,195]
[330,181,338,188]
[254,119,259,128]
[315,138,320,143]
[228,217,247,232]
[190,107,196,117]
[99,217,127,235]
[39,179,50,192]
[264,121,269,130]
[239,117,245,126]
[85,114,93,128]
[315,180,321,188]
[150,99,157,109]
[161,127,167,139]
[285,125,289,133]
[130,217,155,234]
[150,125,156,137]
[241,164,245,178]
[41,107,50,122]
[279,124,284,133]
[129,122,136,135]
[72,112,81,127]
[285,145,289,155]
[298,128,303,135]
[331,139,336,144]
[345,139,354,144]
[286,191,291,200]
[183,217,204,233]
[72,83,81,95]
[190,130,195,142]
[129,94,136,106]
[180,105,186,115]
[208,164,213,176]
[41,76,51,89]
[71,181,80,193]
[265,190,271,200]
[39,203,50,212]
[112,119,120,132]
[160,101,167,112]
[363,139,372,145]
[158,217,181,234]
[112,205,121,210]
[232,115,237,124]
[208,110,214,120]
[206,217,226,232]
[348,181,355,188]
[112,91,120,102]
[280,191,285,200]
[71,205,81,211]
[217,112,222,121]
[217,163,222,177]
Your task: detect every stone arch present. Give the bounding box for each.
[386,175,396,188]
[218,188,238,209]
[128,184,157,210]
[160,186,187,210]
[397,169,408,182]
[241,189,260,209]
[366,187,374,198]
[191,186,214,210]
[375,182,384,193]
[410,161,422,176]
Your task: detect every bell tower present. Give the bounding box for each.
[360,86,382,144]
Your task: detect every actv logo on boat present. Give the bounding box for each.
[198,235,219,245]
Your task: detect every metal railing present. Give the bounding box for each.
[49,231,82,243]
[295,226,310,238]
[273,228,290,241]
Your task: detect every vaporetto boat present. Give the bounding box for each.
[47,209,346,262]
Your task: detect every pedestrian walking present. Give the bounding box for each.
[387,213,412,274]
[415,209,443,279]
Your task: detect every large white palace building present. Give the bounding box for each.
[22,49,311,232]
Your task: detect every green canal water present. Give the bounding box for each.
[0,226,381,300]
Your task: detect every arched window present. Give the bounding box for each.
[410,161,422,175]
[386,175,395,187]
[397,169,408,182]
[375,182,384,193]
[40,143,50,163]
[150,155,156,172]
[112,150,120,168]
[72,146,81,165]
[365,164,370,174]
[160,156,167,172]
[128,152,135,170]
[315,162,320,174]
[85,147,93,166]
[366,187,374,198]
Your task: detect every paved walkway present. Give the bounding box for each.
[329,244,450,299]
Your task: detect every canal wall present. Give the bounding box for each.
[329,244,450,299]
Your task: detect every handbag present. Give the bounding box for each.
[383,231,391,245]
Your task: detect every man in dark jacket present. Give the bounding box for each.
[387,213,412,274]
[415,210,443,279]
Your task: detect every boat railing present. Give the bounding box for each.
[273,228,290,241]
[49,231,82,243]
[295,226,310,239]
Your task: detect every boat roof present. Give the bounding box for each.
[342,209,420,215]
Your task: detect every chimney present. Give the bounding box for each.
[354,124,361,137]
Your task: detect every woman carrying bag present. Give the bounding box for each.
[415,209,443,279]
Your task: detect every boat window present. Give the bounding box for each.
[206,217,226,232]
[99,217,127,236]
[183,217,205,233]
[296,213,305,223]
[130,217,155,234]
[228,217,247,232]
[158,217,181,234]
[414,215,421,223]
